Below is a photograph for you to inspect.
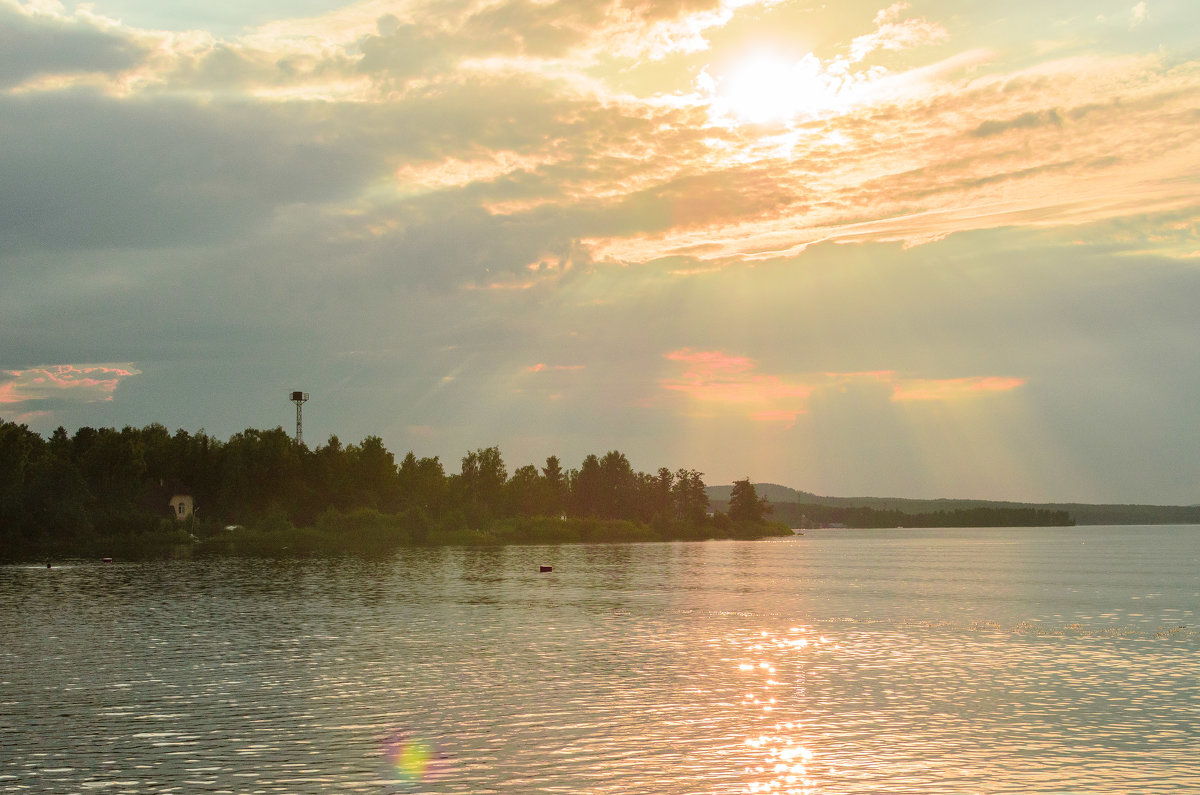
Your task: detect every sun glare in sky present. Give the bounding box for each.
[704,53,835,125]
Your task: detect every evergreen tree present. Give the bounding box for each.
[728,478,770,523]
[541,455,566,516]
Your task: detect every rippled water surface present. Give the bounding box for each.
[3,526,1199,794]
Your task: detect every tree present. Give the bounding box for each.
[506,464,542,516]
[216,427,301,520]
[27,426,91,542]
[76,426,146,503]
[541,455,566,516]
[728,478,770,523]
[569,454,602,518]
[309,434,352,512]
[598,450,637,519]
[137,423,172,484]
[459,446,506,525]
[0,420,40,542]
[398,451,446,513]
[348,435,398,509]
[646,467,674,524]
[672,468,709,525]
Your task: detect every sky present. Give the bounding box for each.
[2,0,1198,505]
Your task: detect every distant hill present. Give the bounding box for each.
[706,483,1200,526]
[707,483,821,503]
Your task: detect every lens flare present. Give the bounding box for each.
[381,731,445,791]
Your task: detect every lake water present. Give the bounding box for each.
[2,526,1198,794]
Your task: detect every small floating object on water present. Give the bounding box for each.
[540,565,553,573]
[102,557,113,563]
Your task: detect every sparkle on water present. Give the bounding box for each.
[2,526,1198,793]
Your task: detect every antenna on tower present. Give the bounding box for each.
[290,390,309,445]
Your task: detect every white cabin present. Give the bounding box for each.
[169,493,194,520]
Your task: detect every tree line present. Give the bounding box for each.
[766,502,1074,529]
[0,419,785,559]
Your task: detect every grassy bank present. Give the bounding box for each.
[7,508,793,562]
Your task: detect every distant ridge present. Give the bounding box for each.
[706,483,1200,526]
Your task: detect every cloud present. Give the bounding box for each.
[585,50,1200,263]
[351,0,772,82]
[0,2,146,89]
[660,349,812,423]
[969,108,1064,137]
[849,2,947,62]
[7,0,1191,271]
[357,19,462,86]
[1131,2,1148,28]
[659,352,1022,423]
[0,90,378,252]
[875,1,911,26]
[0,364,142,407]
[890,376,1026,402]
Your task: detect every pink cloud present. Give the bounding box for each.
[0,383,22,405]
[658,355,1025,421]
[660,349,814,416]
[663,348,756,375]
[0,364,142,406]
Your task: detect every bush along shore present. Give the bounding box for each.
[0,420,789,561]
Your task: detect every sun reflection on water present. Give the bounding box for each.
[733,626,833,794]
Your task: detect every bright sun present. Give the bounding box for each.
[708,53,833,126]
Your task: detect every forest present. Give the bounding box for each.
[0,419,788,561]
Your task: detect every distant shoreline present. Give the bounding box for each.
[707,483,1200,526]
